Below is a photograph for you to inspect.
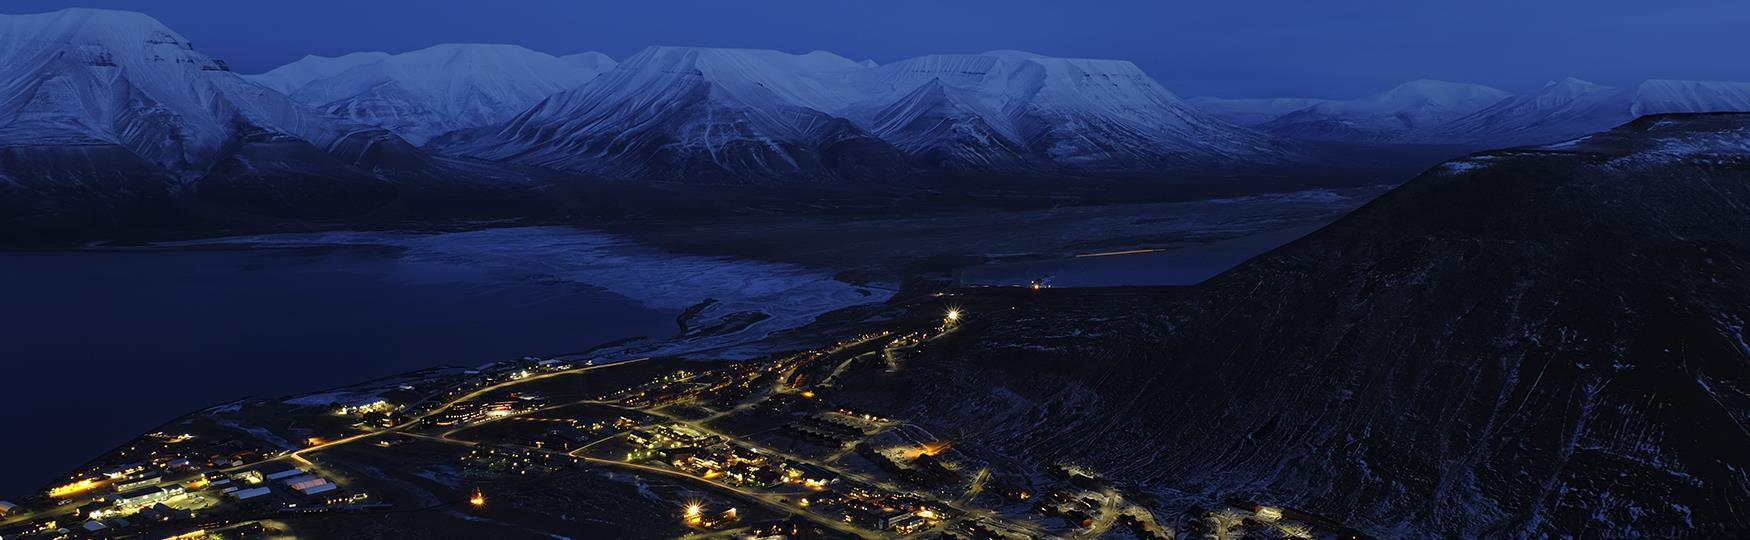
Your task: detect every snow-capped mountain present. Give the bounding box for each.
[1630,79,1750,116]
[843,51,1292,171]
[250,51,392,94]
[1431,78,1633,146]
[1185,96,1332,126]
[560,51,616,73]
[1200,78,1750,147]
[1253,79,1511,143]
[0,8,417,177]
[1433,78,1750,147]
[250,44,616,144]
[437,46,906,182]
[440,47,1294,179]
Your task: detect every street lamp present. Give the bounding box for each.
[945,309,961,323]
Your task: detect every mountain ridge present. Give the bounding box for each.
[248,43,617,144]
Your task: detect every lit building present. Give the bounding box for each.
[111,485,184,510]
[282,474,335,496]
[228,486,272,501]
[260,466,307,482]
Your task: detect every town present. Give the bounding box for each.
[0,300,1374,540]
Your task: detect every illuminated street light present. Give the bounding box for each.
[945,309,961,323]
[684,501,704,525]
[469,487,486,508]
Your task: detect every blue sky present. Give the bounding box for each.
[6,0,1747,99]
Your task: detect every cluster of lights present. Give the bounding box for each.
[48,478,101,498]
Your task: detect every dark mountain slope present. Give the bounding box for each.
[842,113,1750,538]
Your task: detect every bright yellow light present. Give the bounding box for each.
[945,309,961,322]
[1256,506,1283,522]
[917,509,937,519]
[685,503,702,518]
[469,488,486,508]
[49,478,101,498]
[800,390,815,399]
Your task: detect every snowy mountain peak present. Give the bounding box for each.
[979,49,1048,60]
[438,46,1290,179]
[1188,96,1334,126]
[1537,77,1606,99]
[1631,79,1750,116]
[254,43,614,144]
[624,45,867,74]
[1545,76,1600,88]
[0,8,407,175]
[251,51,394,94]
[1255,79,1511,142]
[3,8,187,46]
[610,46,869,112]
[0,8,217,75]
[560,51,616,72]
[1364,79,1510,111]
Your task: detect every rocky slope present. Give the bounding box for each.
[846,113,1750,538]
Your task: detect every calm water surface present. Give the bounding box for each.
[0,242,676,497]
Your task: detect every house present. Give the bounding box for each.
[261,465,306,481]
[784,463,840,488]
[229,486,272,501]
[0,500,18,516]
[542,426,594,452]
[112,486,179,509]
[282,474,329,492]
[113,473,162,492]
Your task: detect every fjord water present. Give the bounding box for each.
[0,227,878,498]
[957,223,1326,288]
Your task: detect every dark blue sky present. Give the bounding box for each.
[7,0,1748,98]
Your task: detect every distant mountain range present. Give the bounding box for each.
[251,44,617,145]
[5,7,1750,244]
[435,47,1296,181]
[1191,78,1750,147]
